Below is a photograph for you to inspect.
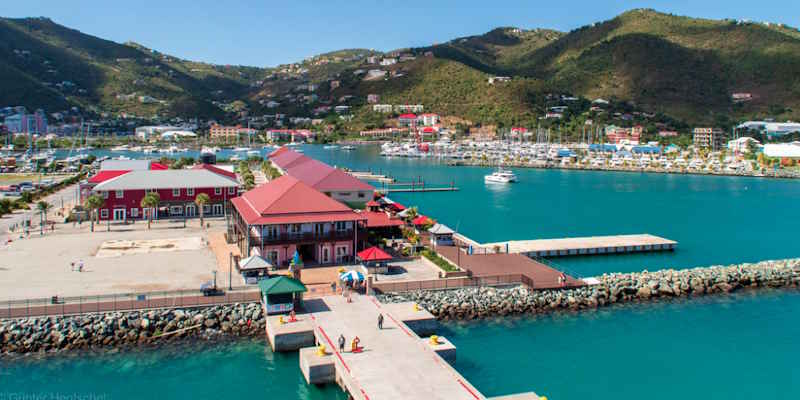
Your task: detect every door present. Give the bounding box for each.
[186,204,196,217]
[322,246,330,264]
[113,208,125,221]
[212,204,223,215]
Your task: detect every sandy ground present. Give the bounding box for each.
[0,219,225,301]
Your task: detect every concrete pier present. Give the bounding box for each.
[300,294,541,400]
[299,346,336,384]
[477,233,677,257]
[424,336,457,363]
[265,314,315,351]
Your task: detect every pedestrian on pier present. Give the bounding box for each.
[338,334,346,353]
[377,313,384,330]
[330,281,337,294]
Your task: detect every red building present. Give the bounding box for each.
[229,175,367,266]
[91,169,240,221]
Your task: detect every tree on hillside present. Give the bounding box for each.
[85,194,105,232]
[195,193,210,227]
[140,192,161,230]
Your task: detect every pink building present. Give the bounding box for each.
[91,169,240,221]
[230,175,367,266]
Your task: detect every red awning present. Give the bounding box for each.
[412,215,433,226]
[357,246,392,262]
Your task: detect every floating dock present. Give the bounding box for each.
[349,171,395,183]
[378,186,460,193]
[480,234,677,257]
[265,294,542,400]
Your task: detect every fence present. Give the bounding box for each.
[371,274,529,293]
[0,286,262,319]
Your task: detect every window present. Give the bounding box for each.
[172,189,180,197]
[228,187,236,195]
[115,190,124,199]
[100,209,109,218]
[212,204,223,215]
[102,191,109,199]
[338,192,351,197]
[169,206,183,215]
[130,208,139,218]
[187,188,194,196]
[203,205,211,214]
[215,187,222,195]
[290,224,301,234]
[267,251,278,265]
[335,221,347,231]
[264,226,278,239]
[357,192,365,198]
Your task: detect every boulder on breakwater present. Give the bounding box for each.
[378,259,800,320]
[0,302,264,355]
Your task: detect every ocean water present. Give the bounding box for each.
[6,144,800,399]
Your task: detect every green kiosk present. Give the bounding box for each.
[259,276,308,315]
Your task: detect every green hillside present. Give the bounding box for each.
[425,9,800,123]
[0,17,268,118]
[2,10,800,129]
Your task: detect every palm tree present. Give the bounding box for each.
[85,194,105,232]
[37,201,51,232]
[405,206,418,221]
[194,193,210,227]
[140,192,160,230]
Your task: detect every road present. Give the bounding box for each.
[1,182,80,235]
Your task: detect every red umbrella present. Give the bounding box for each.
[357,246,393,262]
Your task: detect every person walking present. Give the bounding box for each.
[338,334,346,353]
[377,313,384,330]
[330,281,337,294]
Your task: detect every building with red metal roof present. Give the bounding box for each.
[191,163,237,180]
[268,148,374,207]
[229,175,367,265]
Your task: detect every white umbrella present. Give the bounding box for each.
[339,270,364,283]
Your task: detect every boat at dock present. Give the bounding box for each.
[484,168,518,183]
[341,145,356,150]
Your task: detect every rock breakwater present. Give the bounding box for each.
[1,302,264,355]
[379,259,800,320]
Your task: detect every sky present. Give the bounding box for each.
[4,0,800,67]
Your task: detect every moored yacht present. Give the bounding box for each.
[484,168,518,183]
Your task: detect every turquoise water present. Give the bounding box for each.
[6,144,800,399]
[2,339,346,400]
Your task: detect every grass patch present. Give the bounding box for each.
[421,249,459,272]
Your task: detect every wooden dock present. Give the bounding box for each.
[478,234,677,257]
[349,171,395,183]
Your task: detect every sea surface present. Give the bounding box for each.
[6,144,800,399]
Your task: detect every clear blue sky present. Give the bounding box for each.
[5,0,799,67]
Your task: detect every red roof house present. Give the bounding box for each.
[88,170,131,184]
[360,211,404,228]
[229,175,367,265]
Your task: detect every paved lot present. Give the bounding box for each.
[0,220,221,301]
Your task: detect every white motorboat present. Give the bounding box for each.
[323,145,339,149]
[484,168,517,183]
[341,145,356,151]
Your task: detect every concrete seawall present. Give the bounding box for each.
[379,259,800,319]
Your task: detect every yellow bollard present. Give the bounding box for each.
[413,303,421,312]
[429,335,439,345]
[317,344,327,356]
[279,316,285,324]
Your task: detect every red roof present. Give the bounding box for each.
[88,170,130,184]
[422,127,436,133]
[388,202,405,211]
[361,211,404,228]
[231,175,366,225]
[270,149,374,192]
[192,163,237,180]
[150,162,169,170]
[357,246,393,262]
[412,215,433,226]
[399,113,417,119]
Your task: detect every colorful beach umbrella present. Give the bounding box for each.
[339,270,365,283]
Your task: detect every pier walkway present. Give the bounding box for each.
[459,233,676,258]
[304,294,492,400]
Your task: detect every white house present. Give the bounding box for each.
[727,137,760,153]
